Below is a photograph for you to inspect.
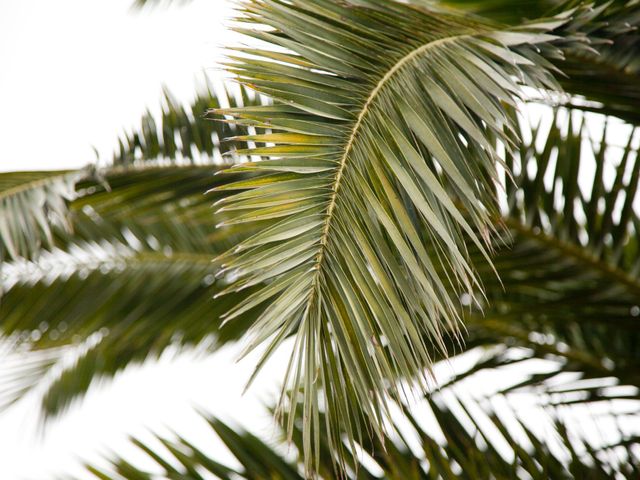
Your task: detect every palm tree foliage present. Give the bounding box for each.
[209,0,619,473]
[84,394,639,479]
[73,110,640,478]
[113,84,258,165]
[2,0,640,478]
[0,170,84,261]
[0,86,262,414]
[429,0,640,124]
[463,110,640,414]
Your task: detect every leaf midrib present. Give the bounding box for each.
[0,171,76,201]
[0,165,220,201]
[310,34,469,289]
[507,218,640,296]
[5,250,215,283]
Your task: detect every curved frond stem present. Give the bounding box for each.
[0,172,73,201]
[0,170,87,261]
[507,219,640,297]
[313,33,469,281]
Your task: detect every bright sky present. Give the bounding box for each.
[0,0,239,173]
[1,1,638,479]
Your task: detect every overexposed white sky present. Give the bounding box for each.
[0,0,239,172]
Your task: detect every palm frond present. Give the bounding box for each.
[0,170,85,262]
[84,389,639,480]
[430,0,640,124]
[0,165,266,417]
[66,165,240,251]
[1,81,264,263]
[0,338,65,412]
[213,0,592,473]
[2,248,254,417]
[441,109,640,416]
[414,0,564,24]
[113,84,261,165]
[547,1,640,124]
[506,109,640,284]
[0,79,268,420]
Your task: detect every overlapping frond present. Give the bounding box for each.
[444,109,640,416]
[0,338,65,412]
[545,1,640,124]
[1,83,265,264]
[431,0,640,124]
[502,110,640,377]
[2,248,253,417]
[0,165,265,417]
[0,82,270,419]
[67,166,238,251]
[505,109,640,287]
[113,84,260,165]
[0,170,84,262]
[417,0,568,24]
[3,2,640,478]
[46,107,640,478]
[84,390,639,480]
[213,0,591,473]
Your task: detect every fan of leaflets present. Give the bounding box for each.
[0,170,82,261]
[214,0,588,474]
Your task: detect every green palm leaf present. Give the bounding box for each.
[2,246,248,416]
[114,85,258,165]
[0,165,265,416]
[3,3,640,478]
[430,0,640,124]
[0,81,264,265]
[0,170,86,261]
[84,392,639,479]
[465,109,640,400]
[0,81,264,263]
[0,82,270,419]
[213,0,592,473]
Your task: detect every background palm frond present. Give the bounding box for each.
[0,164,266,417]
[459,108,640,407]
[113,85,260,165]
[0,170,86,262]
[0,85,269,418]
[3,2,640,479]
[84,385,639,480]
[0,83,260,263]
